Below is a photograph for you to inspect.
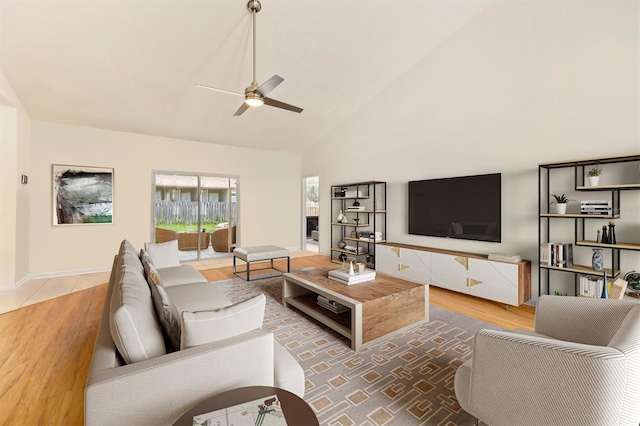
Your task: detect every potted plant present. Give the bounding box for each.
[587,165,602,186]
[550,194,576,214]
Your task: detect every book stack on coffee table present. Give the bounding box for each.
[328,268,376,285]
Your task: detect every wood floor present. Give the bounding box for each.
[0,254,534,425]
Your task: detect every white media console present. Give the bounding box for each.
[376,243,531,307]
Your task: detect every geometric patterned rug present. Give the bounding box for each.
[215,273,503,426]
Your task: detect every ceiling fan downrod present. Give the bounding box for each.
[245,0,263,105]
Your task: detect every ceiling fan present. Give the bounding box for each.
[194,0,303,116]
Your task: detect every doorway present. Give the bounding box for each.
[303,176,319,253]
[152,172,238,261]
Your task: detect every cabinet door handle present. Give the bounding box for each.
[468,278,483,287]
[455,256,469,270]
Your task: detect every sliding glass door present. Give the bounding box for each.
[153,172,238,261]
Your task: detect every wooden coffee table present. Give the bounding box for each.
[173,386,318,426]
[283,267,428,350]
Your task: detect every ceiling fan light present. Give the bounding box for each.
[244,92,264,107]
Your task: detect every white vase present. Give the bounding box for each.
[556,203,567,214]
[337,210,345,223]
[588,176,600,186]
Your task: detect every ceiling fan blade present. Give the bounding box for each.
[233,102,251,116]
[263,97,303,113]
[194,84,243,97]
[257,75,284,97]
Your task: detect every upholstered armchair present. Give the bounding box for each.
[212,226,236,253]
[454,295,640,426]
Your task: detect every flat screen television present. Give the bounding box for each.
[408,173,501,242]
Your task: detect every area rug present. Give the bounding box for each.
[214,273,502,426]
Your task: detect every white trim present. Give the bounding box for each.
[0,265,112,292]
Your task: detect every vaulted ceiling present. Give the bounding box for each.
[0,0,494,152]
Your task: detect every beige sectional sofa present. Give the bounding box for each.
[85,240,304,425]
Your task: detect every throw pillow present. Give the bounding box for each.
[139,249,154,268]
[109,264,166,364]
[150,283,181,351]
[144,240,180,269]
[180,293,266,350]
[140,249,163,289]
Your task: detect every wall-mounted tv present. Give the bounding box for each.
[408,173,501,243]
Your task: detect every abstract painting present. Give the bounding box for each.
[52,165,113,225]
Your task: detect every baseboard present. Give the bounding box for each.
[0,265,111,292]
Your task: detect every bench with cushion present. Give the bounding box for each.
[232,245,290,281]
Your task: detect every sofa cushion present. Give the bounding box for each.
[157,265,207,287]
[144,240,180,269]
[109,263,166,364]
[163,282,232,313]
[120,240,145,276]
[150,283,181,351]
[180,293,266,349]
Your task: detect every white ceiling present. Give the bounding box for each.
[0,0,495,153]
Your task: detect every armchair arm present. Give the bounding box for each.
[469,329,626,426]
[535,295,638,346]
[85,329,274,426]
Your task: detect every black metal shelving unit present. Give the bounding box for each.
[330,181,386,269]
[538,153,640,296]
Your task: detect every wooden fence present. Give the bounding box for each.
[155,201,235,225]
[306,200,319,217]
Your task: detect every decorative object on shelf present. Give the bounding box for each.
[592,248,604,271]
[601,225,609,244]
[549,194,576,214]
[337,239,346,249]
[601,271,608,298]
[596,228,602,243]
[338,253,347,262]
[350,231,358,238]
[352,200,360,207]
[353,218,361,224]
[586,165,602,186]
[337,210,346,223]
[608,221,616,244]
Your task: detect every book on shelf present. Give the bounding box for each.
[358,231,383,242]
[346,206,365,211]
[540,242,574,268]
[579,275,606,298]
[328,268,376,285]
[343,245,367,254]
[193,394,287,426]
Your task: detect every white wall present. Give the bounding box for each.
[0,68,31,290]
[302,0,640,299]
[29,121,301,275]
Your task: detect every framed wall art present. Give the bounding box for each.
[52,164,114,225]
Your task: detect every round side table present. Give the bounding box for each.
[172,386,319,426]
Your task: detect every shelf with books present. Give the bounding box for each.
[331,181,386,268]
[539,263,619,278]
[538,153,640,297]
